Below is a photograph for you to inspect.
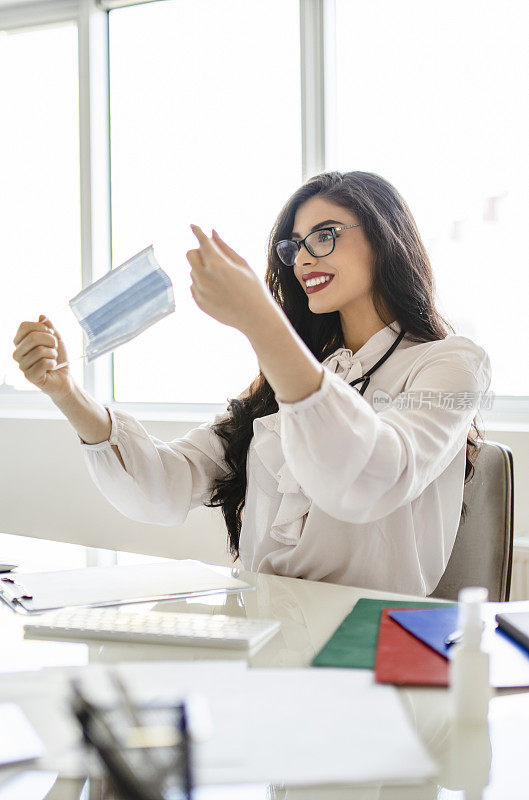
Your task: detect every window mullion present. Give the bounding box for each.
[323,0,337,169]
[299,0,325,181]
[299,0,336,181]
[77,0,113,402]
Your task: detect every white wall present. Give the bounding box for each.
[0,415,234,566]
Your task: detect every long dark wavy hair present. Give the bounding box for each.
[204,170,484,558]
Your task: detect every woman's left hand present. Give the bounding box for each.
[186,224,275,335]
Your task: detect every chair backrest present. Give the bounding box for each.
[430,440,514,602]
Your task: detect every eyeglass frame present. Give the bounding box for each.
[275,223,362,267]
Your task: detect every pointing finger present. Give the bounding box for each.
[190,224,223,261]
[190,223,208,240]
[190,224,213,249]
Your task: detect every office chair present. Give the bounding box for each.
[430,440,514,602]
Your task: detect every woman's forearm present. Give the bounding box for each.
[244,300,324,404]
[54,383,127,471]
[52,382,112,445]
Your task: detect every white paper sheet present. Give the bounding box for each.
[0,703,45,766]
[0,771,58,800]
[200,668,436,786]
[77,663,437,787]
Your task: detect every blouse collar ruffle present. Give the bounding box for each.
[252,412,311,545]
[250,321,403,546]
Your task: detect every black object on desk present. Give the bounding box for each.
[71,676,193,800]
[496,611,529,653]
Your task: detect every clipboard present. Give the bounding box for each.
[0,559,252,615]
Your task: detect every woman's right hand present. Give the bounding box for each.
[12,315,75,400]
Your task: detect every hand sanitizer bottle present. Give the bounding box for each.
[449,586,491,723]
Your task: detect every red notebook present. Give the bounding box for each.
[374,607,449,686]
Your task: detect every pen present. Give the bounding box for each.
[179,702,193,800]
[445,619,487,647]
[109,670,161,779]
[109,670,143,728]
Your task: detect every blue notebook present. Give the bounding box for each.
[389,607,457,659]
[389,606,529,689]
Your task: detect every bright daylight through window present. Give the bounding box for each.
[335,0,529,397]
[109,0,302,403]
[0,22,83,395]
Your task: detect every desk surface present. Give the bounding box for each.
[1,561,529,799]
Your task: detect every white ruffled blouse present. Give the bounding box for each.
[79,321,492,596]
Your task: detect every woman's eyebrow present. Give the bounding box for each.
[291,219,345,239]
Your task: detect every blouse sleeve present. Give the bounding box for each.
[79,406,230,526]
[276,336,492,525]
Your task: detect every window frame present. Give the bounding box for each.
[1,0,113,407]
[0,0,524,427]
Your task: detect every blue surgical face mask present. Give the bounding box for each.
[69,245,175,362]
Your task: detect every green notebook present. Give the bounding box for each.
[311,598,455,669]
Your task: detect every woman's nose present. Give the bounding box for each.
[295,242,316,267]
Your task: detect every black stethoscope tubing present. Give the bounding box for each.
[348,328,407,396]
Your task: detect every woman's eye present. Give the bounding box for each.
[317,230,333,242]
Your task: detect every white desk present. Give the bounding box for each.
[1,559,529,798]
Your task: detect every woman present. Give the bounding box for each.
[12,170,491,596]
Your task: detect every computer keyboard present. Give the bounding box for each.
[24,608,281,651]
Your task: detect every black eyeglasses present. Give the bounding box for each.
[275,224,362,267]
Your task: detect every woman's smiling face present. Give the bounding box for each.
[291,196,375,315]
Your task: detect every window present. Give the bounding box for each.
[0,22,84,392]
[109,0,302,403]
[1,0,526,416]
[334,0,529,397]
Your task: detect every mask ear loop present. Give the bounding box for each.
[50,353,87,371]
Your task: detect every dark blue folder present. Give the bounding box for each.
[390,607,457,659]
